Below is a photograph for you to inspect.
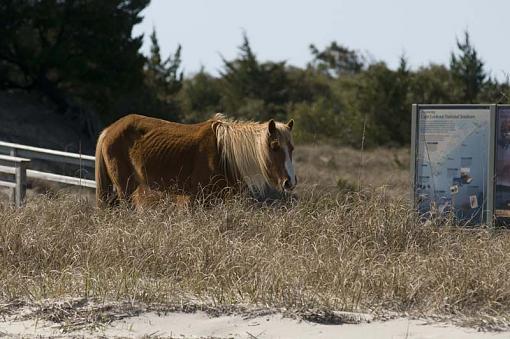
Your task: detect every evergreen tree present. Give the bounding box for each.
[144,28,183,103]
[0,0,149,115]
[354,59,412,146]
[178,67,222,123]
[309,42,364,77]
[450,31,487,103]
[221,33,290,120]
[410,64,455,104]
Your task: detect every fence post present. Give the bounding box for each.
[9,148,16,203]
[14,159,29,207]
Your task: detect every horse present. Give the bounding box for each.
[95,113,297,208]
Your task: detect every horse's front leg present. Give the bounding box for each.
[132,185,192,209]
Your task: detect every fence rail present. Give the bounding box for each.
[0,141,96,207]
[0,154,30,207]
[0,141,95,167]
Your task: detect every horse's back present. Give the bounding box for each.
[103,114,212,151]
[108,114,220,191]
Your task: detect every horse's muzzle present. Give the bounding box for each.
[282,176,297,192]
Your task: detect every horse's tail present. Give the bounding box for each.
[95,129,113,207]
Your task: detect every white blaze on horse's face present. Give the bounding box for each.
[284,146,296,189]
[267,119,297,192]
[282,146,297,191]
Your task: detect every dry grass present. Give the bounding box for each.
[1,145,510,328]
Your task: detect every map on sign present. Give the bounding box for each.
[416,108,490,223]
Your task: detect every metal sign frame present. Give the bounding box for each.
[493,104,510,225]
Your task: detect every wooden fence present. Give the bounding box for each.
[0,141,96,207]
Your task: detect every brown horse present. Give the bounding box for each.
[95,113,297,207]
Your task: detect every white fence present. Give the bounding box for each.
[0,141,96,207]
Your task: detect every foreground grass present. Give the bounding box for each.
[1,188,510,324]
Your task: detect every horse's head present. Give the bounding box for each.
[265,119,297,192]
[213,114,297,195]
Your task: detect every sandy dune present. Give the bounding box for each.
[2,310,509,339]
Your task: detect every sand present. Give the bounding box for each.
[2,310,509,338]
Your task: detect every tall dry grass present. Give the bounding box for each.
[1,145,510,322]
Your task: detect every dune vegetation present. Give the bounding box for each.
[1,145,509,328]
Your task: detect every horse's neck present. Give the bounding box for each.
[216,124,269,194]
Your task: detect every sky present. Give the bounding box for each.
[133,0,510,80]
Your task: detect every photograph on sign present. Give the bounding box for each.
[494,107,510,219]
[415,108,490,224]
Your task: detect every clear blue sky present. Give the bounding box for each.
[133,0,509,80]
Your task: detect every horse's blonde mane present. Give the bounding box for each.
[212,113,290,195]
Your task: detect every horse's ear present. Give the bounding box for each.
[268,119,277,135]
[287,119,294,131]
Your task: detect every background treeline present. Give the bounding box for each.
[1,0,509,147]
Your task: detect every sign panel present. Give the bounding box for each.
[414,107,491,224]
[495,107,510,219]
